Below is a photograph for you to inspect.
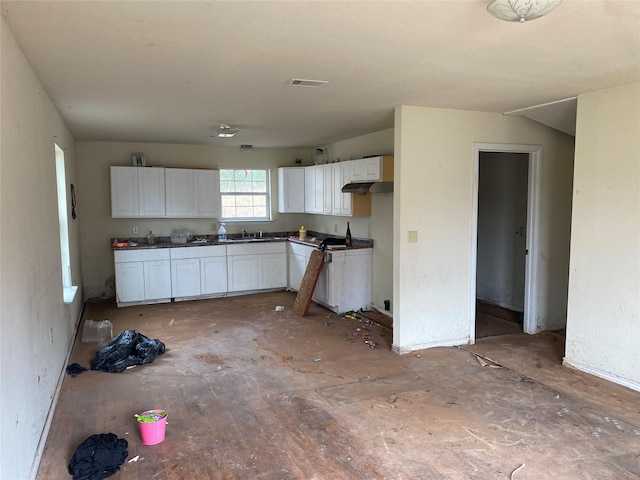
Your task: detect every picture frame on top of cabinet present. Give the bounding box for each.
[132,153,146,167]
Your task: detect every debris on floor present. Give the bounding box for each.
[275,305,285,311]
[67,433,128,480]
[65,363,87,377]
[90,330,165,373]
[340,311,380,348]
[195,353,224,365]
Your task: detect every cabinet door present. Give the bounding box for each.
[350,157,382,182]
[195,170,221,218]
[331,163,342,215]
[304,166,314,213]
[288,252,307,291]
[171,258,201,297]
[322,164,333,214]
[260,253,287,289]
[313,165,324,213]
[313,263,331,307]
[115,261,145,303]
[139,167,166,217]
[278,168,305,213]
[227,255,259,292]
[165,168,195,217]
[144,260,171,300]
[111,167,139,218]
[339,162,353,216]
[201,256,227,294]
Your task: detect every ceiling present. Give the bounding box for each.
[2,1,639,148]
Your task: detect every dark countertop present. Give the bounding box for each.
[111,231,373,251]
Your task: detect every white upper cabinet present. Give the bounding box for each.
[349,155,393,183]
[111,166,166,218]
[195,170,221,218]
[112,166,219,218]
[277,167,305,213]
[304,165,324,214]
[165,168,194,217]
[166,168,220,218]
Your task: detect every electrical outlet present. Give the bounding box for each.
[212,222,217,232]
[334,224,338,233]
[132,226,139,235]
[408,231,418,243]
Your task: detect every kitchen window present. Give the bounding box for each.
[220,169,271,221]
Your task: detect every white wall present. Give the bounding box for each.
[564,82,640,391]
[310,129,395,311]
[1,21,83,479]
[393,106,574,353]
[77,141,313,299]
[476,152,528,311]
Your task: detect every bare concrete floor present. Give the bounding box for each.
[37,292,640,479]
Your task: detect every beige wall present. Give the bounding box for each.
[77,141,313,298]
[565,82,640,390]
[1,21,83,479]
[393,106,575,352]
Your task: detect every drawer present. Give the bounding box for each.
[114,249,170,263]
[226,242,286,256]
[170,245,226,260]
[288,242,315,257]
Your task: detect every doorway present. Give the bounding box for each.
[470,144,543,343]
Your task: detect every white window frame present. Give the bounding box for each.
[55,144,77,303]
[219,168,271,222]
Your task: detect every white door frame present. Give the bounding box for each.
[470,143,543,343]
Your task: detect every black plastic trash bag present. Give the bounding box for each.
[68,433,128,480]
[90,330,165,373]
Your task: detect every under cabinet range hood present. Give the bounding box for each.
[341,181,394,194]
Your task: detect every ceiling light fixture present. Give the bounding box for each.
[215,124,238,138]
[487,0,561,22]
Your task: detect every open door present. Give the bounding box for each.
[470,143,543,343]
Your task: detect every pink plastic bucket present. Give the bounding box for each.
[137,410,167,445]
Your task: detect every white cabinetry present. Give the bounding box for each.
[114,249,171,306]
[288,242,315,291]
[305,165,325,214]
[166,168,220,218]
[278,167,305,213]
[111,166,166,218]
[313,248,373,313]
[170,245,227,299]
[349,156,393,183]
[227,242,287,292]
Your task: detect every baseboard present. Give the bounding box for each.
[392,337,469,355]
[563,357,640,393]
[28,300,87,480]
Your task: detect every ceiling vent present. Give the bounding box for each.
[286,78,329,88]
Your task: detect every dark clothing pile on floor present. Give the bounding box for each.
[68,433,128,480]
[66,363,88,377]
[91,330,165,373]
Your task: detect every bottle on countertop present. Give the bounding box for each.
[299,225,306,241]
[146,231,156,245]
[345,221,352,247]
[218,223,227,241]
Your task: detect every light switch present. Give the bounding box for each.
[408,231,418,243]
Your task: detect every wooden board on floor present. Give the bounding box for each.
[293,250,325,316]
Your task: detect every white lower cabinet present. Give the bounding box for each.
[287,242,314,291]
[114,240,370,309]
[201,256,228,295]
[286,242,373,313]
[114,249,171,306]
[170,245,227,300]
[313,248,372,313]
[227,242,287,292]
